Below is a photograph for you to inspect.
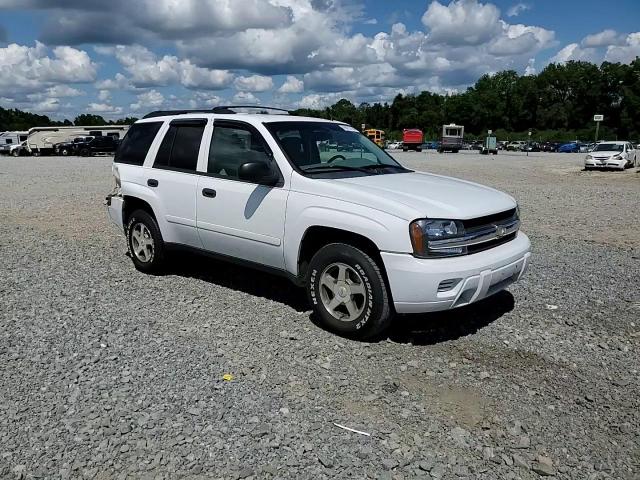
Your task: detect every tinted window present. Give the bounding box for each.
[208,124,271,179]
[5,139,13,144]
[153,123,204,172]
[115,122,162,165]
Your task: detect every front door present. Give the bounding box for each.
[196,121,288,269]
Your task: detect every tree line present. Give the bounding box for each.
[293,59,640,142]
[0,110,137,132]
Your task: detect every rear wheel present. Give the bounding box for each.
[126,209,166,273]
[80,148,90,157]
[11,149,19,157]
[307,243,392,339]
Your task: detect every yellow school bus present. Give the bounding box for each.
[364,129,385,148]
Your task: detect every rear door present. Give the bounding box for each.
[196,120,288,269]
[148,118,207,248]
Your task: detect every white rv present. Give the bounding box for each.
[26,126,129,156]
[0,131,29,155]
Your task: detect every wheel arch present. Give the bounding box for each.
[296,226,392,293]
[122,195,158,226]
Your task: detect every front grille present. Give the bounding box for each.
[461,208,517,229]
[467,232,516,254]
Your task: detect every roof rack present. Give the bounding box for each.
[212,105,290,114]
[143,105,290,119]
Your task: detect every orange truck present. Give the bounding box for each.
[402,129,424,152]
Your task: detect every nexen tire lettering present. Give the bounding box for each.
[309,269,319,305]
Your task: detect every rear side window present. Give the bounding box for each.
[115,122,162,165]
[154,121,205,172]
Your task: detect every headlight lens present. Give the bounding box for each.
[586,155,592,160]
[410,219,466,257]
[613,154,622,160]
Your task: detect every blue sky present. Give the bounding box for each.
[0,0,638,120]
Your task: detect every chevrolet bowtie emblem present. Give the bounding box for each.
[495,226,507,237]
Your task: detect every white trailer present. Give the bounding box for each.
[0,131,29,155]
[26,126,129,156]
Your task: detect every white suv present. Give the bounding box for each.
[106,107,531,339]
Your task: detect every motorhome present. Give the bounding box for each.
[0,131,29,155]
[25,126,129,156]
[438,124,464,153]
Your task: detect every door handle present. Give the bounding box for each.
[202,188,216,198]
[147,179,158,187]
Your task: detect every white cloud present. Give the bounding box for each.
[422,0,501,46]
[87,102,123,115]
[98,89,110,102]
[506,3,530,17]
[232,91,260,104]
[106,45,233,90]
[278,75,304,93]
[605,32,640,63]
[582,29,624,48]
[233,74,274,92]
[550,43,597,64]
[130,89,165,111]
[0,42,96,94]
[524,58,535,75]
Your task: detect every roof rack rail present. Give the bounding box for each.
[142,105,290,119]
[212,105,290,114]
[143,109,213,119]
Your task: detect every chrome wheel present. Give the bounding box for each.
[131,223,154,263]
[319,262,367,321]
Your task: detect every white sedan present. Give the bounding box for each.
[585,142,637,170]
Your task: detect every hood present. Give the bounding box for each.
[296,171,517,220]
[591,151,621,158]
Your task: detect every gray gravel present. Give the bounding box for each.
[1,151,639,479]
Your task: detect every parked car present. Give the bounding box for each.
[387,141,402,150]
[6,141,28,157]
[506,141,526,151]
[74,135,120,156]
[54,136,94,156]
[585,141,637,170]
[540,142,559,152]
[521,142,540,152]
[422,141,440,150]
[558,142,581,153]
[106,107,531,339]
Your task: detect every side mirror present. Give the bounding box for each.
[238,161,279,186]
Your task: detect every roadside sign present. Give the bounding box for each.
[361,124,366,131]
[594,114,604,121]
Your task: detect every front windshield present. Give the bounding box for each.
[593,143,623,152]
[265,121,405,174]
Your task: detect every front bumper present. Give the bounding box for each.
[382,232,531,314]
[585,158,625,169]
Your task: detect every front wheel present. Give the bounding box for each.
[126,209,166,273]
[11,149,19,157]
[307,243,392,339]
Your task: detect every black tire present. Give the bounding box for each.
[11,149,19,157]
[61,148,68,156]
[307,243,392,339]
[126,209,166,274]
[416,148,422,152]
[80,148,90,157]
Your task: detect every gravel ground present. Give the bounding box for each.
[1,151,639,480]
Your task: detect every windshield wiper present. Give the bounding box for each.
[302,165,378,174]
[359,164,410,172]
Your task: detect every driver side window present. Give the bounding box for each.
[208,124,271,180]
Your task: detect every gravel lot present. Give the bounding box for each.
[1,151,639,480]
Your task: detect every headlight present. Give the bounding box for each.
[585,155,592,160]
[613,154,622,160]
[410,219,467,257]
